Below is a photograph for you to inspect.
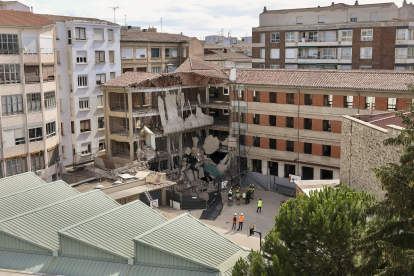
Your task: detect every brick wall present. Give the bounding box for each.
[265,30,286,68]
[276,115,286,127]
[260,91,269,103]
[375,97,388,111]
[397,98,411,110]
[331,145,341,159]
[247,113,253,124]
[260,137,269,149]
[294,93,304,105]
[294,141,304,153]
[332,95,344,108]
[312,119,323,131]
[294,117,304,129]
[312,143,322,156]
[332,120,342,133]
[247,90,253,102]
[277,139,286,151]
[277,92,287,104]
[260,114,269,126]
[245,135,253,146]
[313,94,324,107]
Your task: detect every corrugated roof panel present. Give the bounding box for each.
[127,264,220,276]
[0,180,79,220]
[0,251,53,273]
[47,257,130,276]
[133,213,245,270]
[59,200,167,259]
[0,172,45,197]
[0,190,119,252]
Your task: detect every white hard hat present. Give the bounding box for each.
[235,213,237,215]
[241,213,243,215]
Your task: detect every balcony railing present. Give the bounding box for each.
[299,37,338,43]
[297,55,337,59]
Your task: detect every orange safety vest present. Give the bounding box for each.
[233,216,237,223]
[239,215,244,222]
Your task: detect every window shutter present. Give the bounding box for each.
[85,120,90,130]
[94,29,104,40]
[80,120,84,130]
[100,51,105,62]
[109,51,114,62]
[14,128,24,139]
[3,130,15,148]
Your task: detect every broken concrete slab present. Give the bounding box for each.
[198,167,205,178]
[184,147,192,155]
[192,137,199,148]
[159,94,185,135]
[203,135,220,155]
[183,106,214,130]
[186,170,195,181]
[135,171,150,178]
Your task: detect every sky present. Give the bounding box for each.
[21,0,402,40]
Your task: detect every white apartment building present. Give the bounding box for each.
[38,14,121,166]
[0,10,61,181]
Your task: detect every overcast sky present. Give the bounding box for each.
[21,0,402,40]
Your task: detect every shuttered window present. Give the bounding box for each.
[40,35,53,55]
[109,51,114,63]
[42,65,54,81]
[93,28,104,41]
[24,65,40,83]
[80,120,91,132]
[95,51,105,63]
[122,48,133,59]
[108,29,114,41]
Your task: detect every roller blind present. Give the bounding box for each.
[3,130,15,148]
[40,35,53,55]
[93,28,104,41]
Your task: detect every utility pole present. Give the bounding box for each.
[160,18,162,33]
[108,6,119,23]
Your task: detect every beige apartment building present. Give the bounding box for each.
[252,1,414,70]
[120,27,204,73]
[0,10,61,181]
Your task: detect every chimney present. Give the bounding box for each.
[230,68,236,82]
[263,6,267,12]
[331,2,334,5]
[30,6,33,12]
[355,0,359,5]
[403,0,407,5]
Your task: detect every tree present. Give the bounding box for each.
[232,185,375,276]
[355,89,414,275]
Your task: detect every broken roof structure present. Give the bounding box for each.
[0,173,247,276]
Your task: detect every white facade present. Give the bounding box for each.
[54,19,121,166]
[0,1,30,11]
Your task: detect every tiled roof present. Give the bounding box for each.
[102,72,161,87]
[121,30,192,41]
[235,69,414,91]
[204,50,252,62]
[0,10,55,27]
[175,57,229,72]
[37,14,118,26]
[264,2,394,14]
[370,115,404,129]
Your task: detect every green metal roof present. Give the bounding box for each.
[0,180,79,221]
[0,250,54,273]
[128,264,219,276]
[0,190,119,252]
[58,200,168,260]
[0,172,46,197]
[133,213,247,271]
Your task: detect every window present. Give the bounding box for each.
[26,93,41,113]
[284,164,296,177]
[75,27,86,40]
[22,34,37,54]
[80,120,91,132]
[361,29,373,41]
[4,128,25,146]
[269,161,278,176]
[285,49,295,59]
[76,51,87,63]
[370,12,378,21]
[323,48,334,59]
[42,65,54,82]
[324,95,332,107]
[270,92,277,103]
[183,48,187,57]
[44,91,56,109]
[321,169,333,179]
[24,65,40,83]
[396,29,410,40]
[223,87,229,95]
[106,51,114,63]
[0,34,19,54]
[286,93,294,104]
[286,32,295,42]
[172,48,178,57]
[304,118,312,130]
[286,140,294,152]
[387,98,397,111]
[341,48,352,59]
[46,121,56,138]
[269,115,276,126]
[271,33,280,43]
[286,117,294,128]
[97,95,104,107]
[78,75,88,87]
[360,47,372,59]
[165,48,170,58]
[345,96,353,108]
[57,51,61,64]
[152,67,161,73]
[29,127,42,142]
[96,73,106,85]
[360,65,372,70]
[260,33,265,43]
[323,120,331,132]
[6,157,27,176]
[40,35,53,55]
[341,30,352,42]
[136,48,146,59]
[304,94,312,105]
[93,28,104,41]
[151,48,160,58]
[253,91,260,102]
[270,65,280,69]
[0,64,21,84]
[31,152,45,170]
[322,145,331,157]
[270,49,280,59]
[270,139,277,149]
[95,51,105,63]
[79,98,89,110]
[110,72,116,80]
[296,17,303,24]
[318,15,324,23]
[253,137,260,147]
[67,28,72,44]
[99,139,106,151]
[395,48,411,59]
[122,48,133,59]
[253,114,260,125]
[98,117,105,129]
[304,143,312,154]
[48,147,59,166]
[252,159,262,173]
[366,97,375,109]
[108,29,114,41]
[350,13,357,22]
[260,48,265,58]
[71,121,74,133]
[260,63,265,68]
[2,95,23,115]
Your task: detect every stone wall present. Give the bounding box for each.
[340,116,403,200]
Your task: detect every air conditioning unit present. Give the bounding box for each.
[35,170,42,176]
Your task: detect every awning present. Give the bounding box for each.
[298,46,318,49]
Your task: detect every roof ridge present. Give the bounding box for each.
[0,180,73,199]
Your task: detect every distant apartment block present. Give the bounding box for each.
[252,1,414,70]
[0,10,61,181]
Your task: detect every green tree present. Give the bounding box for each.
[356,90,414,275]
[232,185,375,276]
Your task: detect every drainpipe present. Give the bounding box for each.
[124,87,128,156]
[356,89,360,114]
[295,87,300,176]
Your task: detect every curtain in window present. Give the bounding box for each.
[42,65,54,81]
[24,66,39,83]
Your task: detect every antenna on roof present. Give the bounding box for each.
[124,15,127,26]
[160,18,162,33]
[108,6,119,23]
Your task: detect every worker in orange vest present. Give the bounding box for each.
[232,213,237,230]
[237,213,244,231]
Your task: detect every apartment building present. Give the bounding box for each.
[252,1,414,70]
[120,28,203,73]
[38,14,122,166]
[0,10,61,181]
